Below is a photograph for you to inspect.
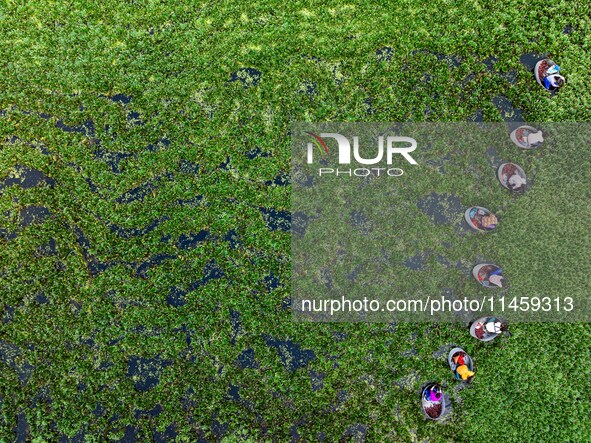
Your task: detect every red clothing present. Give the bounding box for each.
[453,354,466,365]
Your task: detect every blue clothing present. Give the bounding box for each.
[543,76,555,90]
[543,74,564,90]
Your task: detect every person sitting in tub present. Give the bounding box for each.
[453,354,475,382]
[522,130,544,147]
[484,319,509,334]
[508,173,527,191]
[543,74,565,90]
[424,385,442,402]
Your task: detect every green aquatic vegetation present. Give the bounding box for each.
[0,0,591,441]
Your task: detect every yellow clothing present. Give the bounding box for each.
[456,364,475,380]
